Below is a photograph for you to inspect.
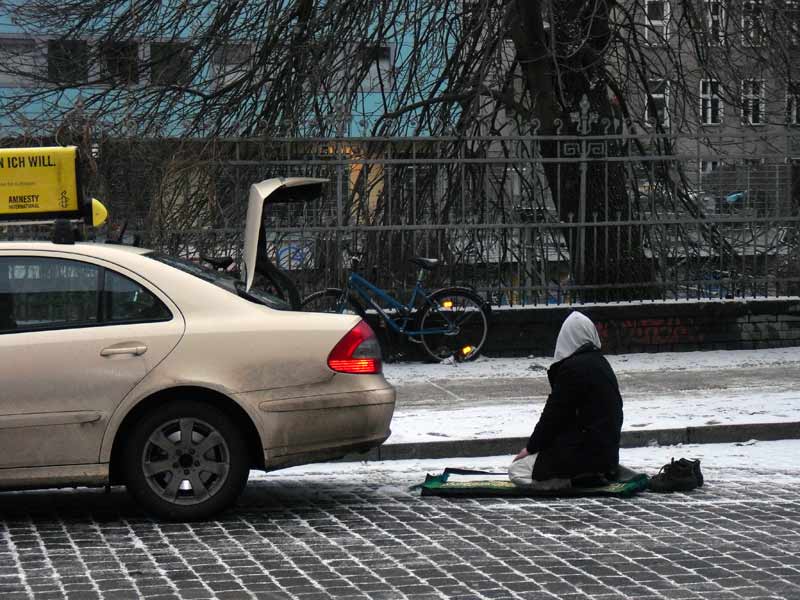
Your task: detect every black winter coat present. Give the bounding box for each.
[526,344,623,481]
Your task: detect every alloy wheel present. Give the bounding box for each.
[141,417,231,506]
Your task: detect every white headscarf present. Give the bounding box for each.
[553,311,601,362]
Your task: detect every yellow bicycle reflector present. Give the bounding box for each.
[91,198,108,227]
[442,299,454,309]
[461,345,474,356]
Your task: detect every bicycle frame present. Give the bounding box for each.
[341,271,454,337]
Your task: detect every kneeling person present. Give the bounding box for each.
[510,312,623,489]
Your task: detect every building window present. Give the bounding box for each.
[700,160,720,174]
[700,79,722,125]
[742,1,764,46]
[787,86,800,124]
[47,39,88,85]
[646,0,669,43]
[741,79,765,124]
[210,44,251,88]
[788,1,800,46]
[100,41,139,84]
[149,42,191,86]
[645,78,670,127]
[359,44,394,93]
[705,1,725,44]
[0,38,45,87]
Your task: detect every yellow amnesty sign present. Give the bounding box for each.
[0,146,81,220]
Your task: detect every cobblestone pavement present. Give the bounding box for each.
[1,469,799,600]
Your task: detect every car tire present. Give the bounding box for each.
[121,399,250,521]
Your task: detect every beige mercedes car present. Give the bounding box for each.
[0,178,395,520]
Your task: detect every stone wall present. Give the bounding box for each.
[372,298,800,360]
[487,298,800,357]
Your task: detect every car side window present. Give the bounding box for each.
[0,256,172,334]
[0,256,100,333]
[103,270,171,324]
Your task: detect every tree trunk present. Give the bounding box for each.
[508,0,655,301]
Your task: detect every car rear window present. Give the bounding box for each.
[146,253,290,311]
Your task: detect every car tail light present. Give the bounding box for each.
[327,320,382,374]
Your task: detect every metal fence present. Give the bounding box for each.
[5,126,800,306]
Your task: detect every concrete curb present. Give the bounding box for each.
[342,421,800,462]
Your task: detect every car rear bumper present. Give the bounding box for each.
[262,430,392,471]
[242,384,395,469]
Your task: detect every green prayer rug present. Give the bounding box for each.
[417,467,650,498]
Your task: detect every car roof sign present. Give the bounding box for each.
[91,197,108,227]
[0,146,83,222]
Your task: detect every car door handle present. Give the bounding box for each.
[100,344,148,357]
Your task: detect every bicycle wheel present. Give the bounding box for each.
[301,289,366,317]
[417,288,490,362]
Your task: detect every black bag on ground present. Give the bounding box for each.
[649,458,703,493]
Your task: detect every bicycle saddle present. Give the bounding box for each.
[410,257,440,270]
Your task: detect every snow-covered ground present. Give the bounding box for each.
[380,348,800,444]
[383,347,800,384]
[387,389,800,444]
[252,439,800,489]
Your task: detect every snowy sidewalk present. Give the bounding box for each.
[382,347,800,446]
[269,438,800,487]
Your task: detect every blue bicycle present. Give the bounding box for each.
[301,256,491,362]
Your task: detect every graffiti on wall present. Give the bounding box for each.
[595,318,705,347]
